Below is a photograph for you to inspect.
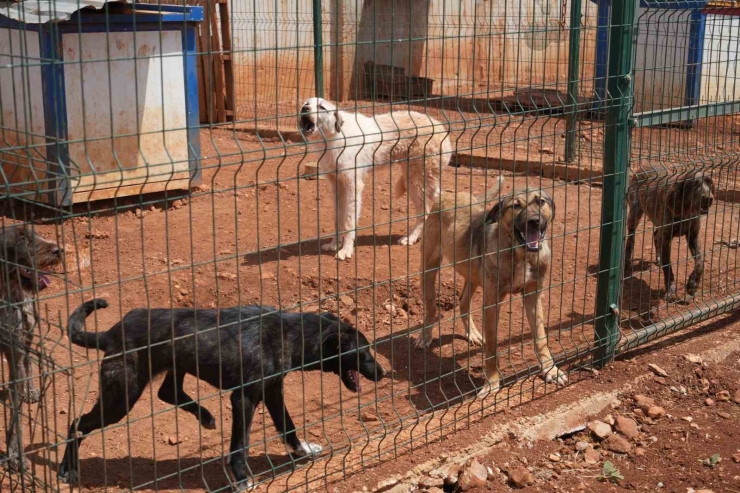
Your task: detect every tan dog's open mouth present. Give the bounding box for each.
[515,227,546,252]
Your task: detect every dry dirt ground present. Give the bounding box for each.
[335,310,740,493]
[0,120,738,493]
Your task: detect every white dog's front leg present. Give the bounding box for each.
[322,172,343,252]
[335,172,363,260]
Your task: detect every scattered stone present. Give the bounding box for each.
[647,406,666,419]
[694,490,715,493]
[340,295,354,306]
[575,440,590,452]
[685,354,703,364]
[360,410,379,423]
[682,416,694,422]
[635,447,646,457]
[85,229,109,240]
[217,272,237,281]
[443,464,461,485]
[59,409,67,415]
[718,411,731,419]
[384,484,411,493]
[614,416,640,439]
[602,434,632,454]
[427,488,444,493]
[734,389,740,404]
[459,460,488,490]
[588,420,612,440]
[732,452,740,463]
[648,364,668,377]
[654,377,667,385]
[548,453,561,462]
[260,272,275,280]
[167,435,181,445]
[690,423,700,430]
[584,448,600,464]
[705,398,715,407]
[418,476,443,489]
[634,395,655,411]
[384,303,398,317]
[611,399,622,409]
[508,467,535,488]
[605,414,615,426]
[717,390,731,402]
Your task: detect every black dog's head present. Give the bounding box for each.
[0,225,64,291]
[319,313,385,393]
[485,189,556,253]
[670,171,715,217]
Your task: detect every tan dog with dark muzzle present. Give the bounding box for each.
[417,177,567,396]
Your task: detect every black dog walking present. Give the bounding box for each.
[58,299,385,489]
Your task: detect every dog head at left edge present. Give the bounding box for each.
[0,225,63,291]
[318,312,385,393]
[299,97,344,139]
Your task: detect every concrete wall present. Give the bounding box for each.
[229,0,598,121]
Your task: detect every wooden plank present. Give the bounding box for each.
[207,0,226,122]
[72,177,198,203]
[196,31,209,123]
[218,0,234,120]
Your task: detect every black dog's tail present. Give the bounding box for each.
[68,298,110,350]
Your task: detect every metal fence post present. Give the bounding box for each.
[593,0,634,366]
[313,0,324,98]
[565,0,582,163]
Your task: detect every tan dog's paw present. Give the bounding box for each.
[466,328,484,347]
[413,334,432,349]
[476,379,501,400]
[541,365,568,386]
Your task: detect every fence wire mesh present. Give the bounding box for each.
[0,0,736,491]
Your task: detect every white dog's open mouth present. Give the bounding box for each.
[300,115,316,135]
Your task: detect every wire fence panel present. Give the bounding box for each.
[620,0,740,353]
[0,0,736,491]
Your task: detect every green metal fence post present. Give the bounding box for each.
[313,0,324,98]
[593,0,634,367]
[565,0,582,163]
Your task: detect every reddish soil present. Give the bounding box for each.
[335,310,740,493]
[0,121,738,493]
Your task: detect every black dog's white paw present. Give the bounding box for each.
[293,441,322,458]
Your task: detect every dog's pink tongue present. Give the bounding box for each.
[525,229,540,250]
[38,274,50,287]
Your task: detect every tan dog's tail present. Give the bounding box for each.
[393,175,407,200]
[483,175,505,203]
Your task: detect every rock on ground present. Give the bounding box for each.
[459,460,488,490]
[508,467,535,488]
[602,434,632,454]
[614,415,640,439]
[588,420,612,440]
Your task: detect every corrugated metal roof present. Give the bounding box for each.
[0,0,127,24]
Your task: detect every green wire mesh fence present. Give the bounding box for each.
[0,0,736,491]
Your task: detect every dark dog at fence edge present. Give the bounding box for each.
[624,168,715,301]
[58,299,385,490]
[0,225,63,472]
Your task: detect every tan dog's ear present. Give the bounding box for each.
[334,110,343,133]
[485,200,503,224]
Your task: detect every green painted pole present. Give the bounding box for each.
[593,0,634,367]
[565,0,582,163]
[313,0,324,98]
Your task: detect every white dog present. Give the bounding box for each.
[299,97,450,260]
